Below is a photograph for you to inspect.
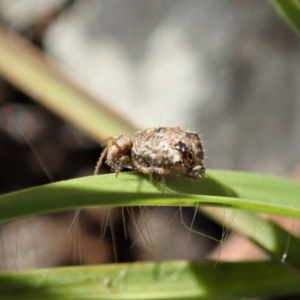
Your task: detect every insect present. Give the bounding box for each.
[94,127,205,179]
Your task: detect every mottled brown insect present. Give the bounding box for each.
[94,127,205,179]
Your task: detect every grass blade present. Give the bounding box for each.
[0,260,299,299]
[203,207,300,271]
[0,25,135,142]
[0,171,299,222]
[1,170,300,271]
[269,0,300,37]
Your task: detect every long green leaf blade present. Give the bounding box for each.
[0,260,299,299]
[0,25,135,142]
[0,171,299,222]
[270,0,300,37]
[203,206,300,271]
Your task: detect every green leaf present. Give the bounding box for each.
[270,0,300,37]
[1,170,300,283]
[1,169,300,272]
[0,260,299,299]
[0,170,299,223]
[203,206,300,271]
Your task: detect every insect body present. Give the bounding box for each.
[95,127,205,179]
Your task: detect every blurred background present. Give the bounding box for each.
[0,0,299,273]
